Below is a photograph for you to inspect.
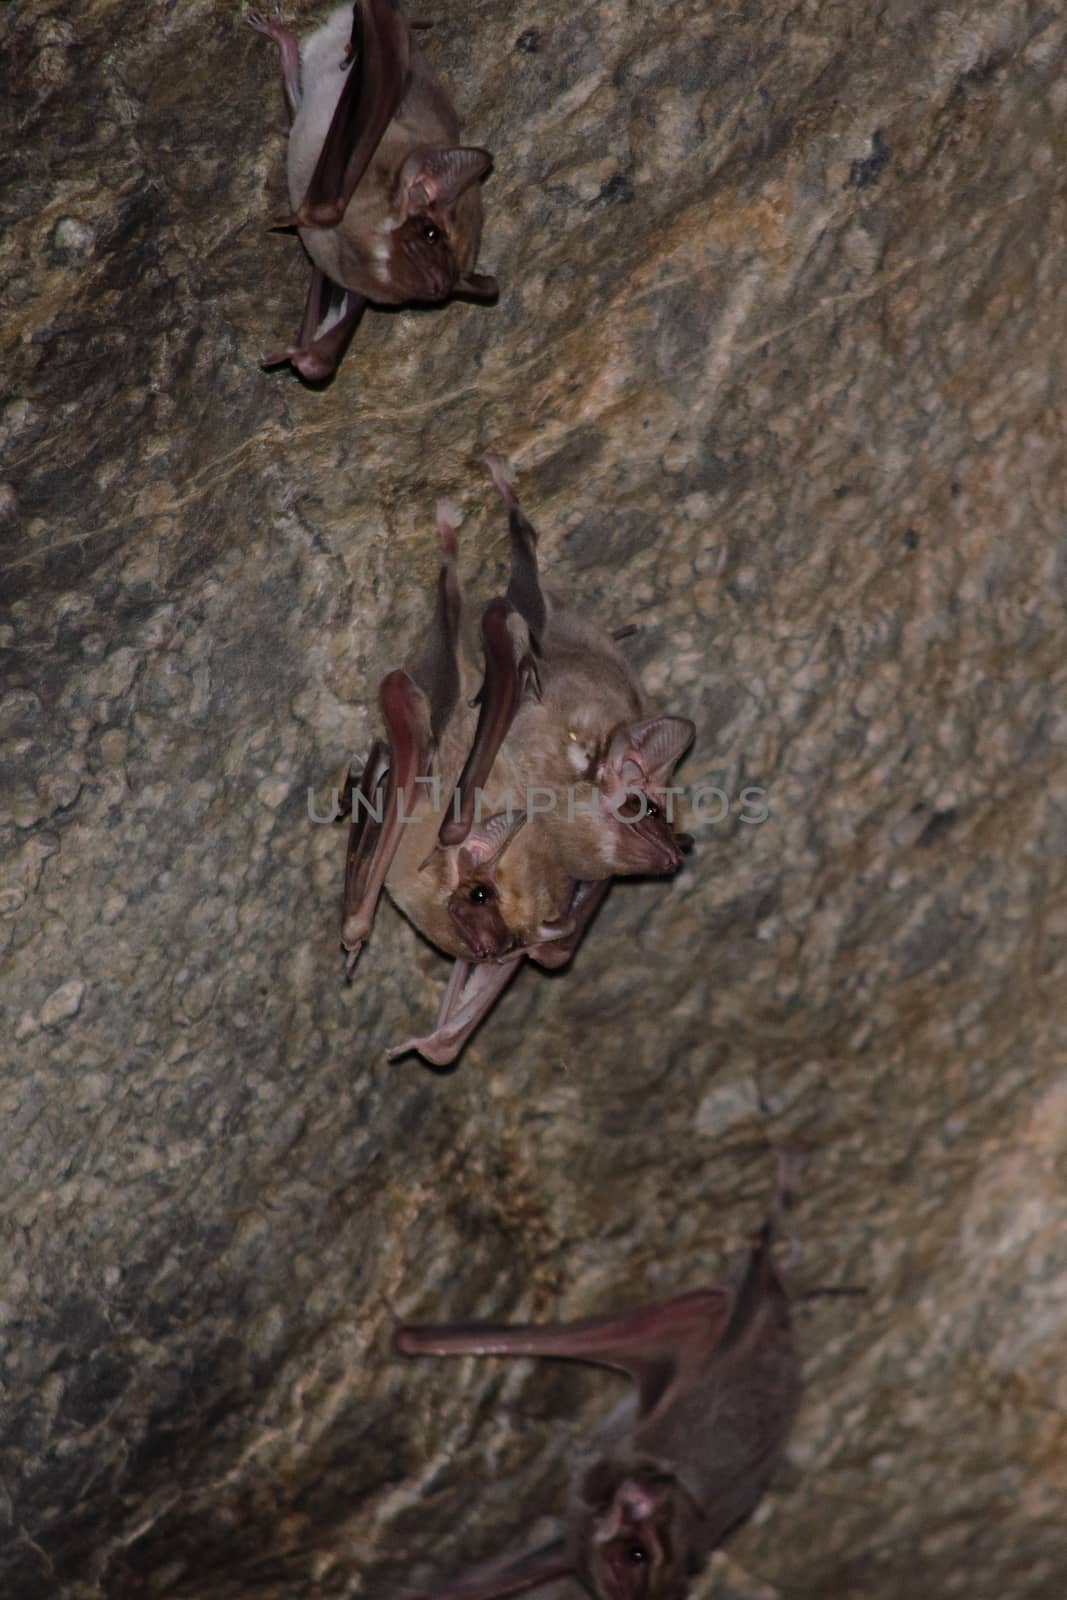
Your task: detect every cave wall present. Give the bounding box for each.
[2,1,1066,1596]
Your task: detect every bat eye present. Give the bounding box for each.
[468,884,493,904]
[626,1544,647,1565]
[646,800,660,818]
[421,221,443,243]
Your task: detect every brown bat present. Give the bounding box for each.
[396,1193,801,1600]
[248,0,496,381]
[342,502,576,975]
[339,466,695,1064]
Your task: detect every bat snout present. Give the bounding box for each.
[611,809,687,877]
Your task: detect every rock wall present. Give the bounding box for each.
[2,1,1066,1597]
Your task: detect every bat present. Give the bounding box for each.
[342,501,576,975]
[339,464,696,1064]
[396,1182,801,1600]
[248,0,497,382]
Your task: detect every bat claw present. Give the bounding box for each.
[245,10,282,38]
[484,452,517,506]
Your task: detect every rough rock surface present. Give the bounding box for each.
[2,1,1066,1597]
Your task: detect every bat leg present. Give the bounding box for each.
[526,879,610,970]
[386,954,523,1066]
[412,499,463,743]
[264,271,367,383]
[484,454,547,642]
[246,10,303,114]
[342,670,432,966]
[405,1538,572,1600]
[439,598,522,848]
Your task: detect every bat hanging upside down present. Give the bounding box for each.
[339,459,695,1066]
[248,0,497,381]
[396,1174,801,1600]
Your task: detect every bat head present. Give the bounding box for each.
[445,809,526,961]
[580,1465,699,1600]
[598,716,695,876]
[388,146,497,303]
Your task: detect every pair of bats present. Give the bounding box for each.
[249,0,496,380]
[339,456,695,1064]
[396,1177,801,1600]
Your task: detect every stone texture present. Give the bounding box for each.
[2,1,1066,1597]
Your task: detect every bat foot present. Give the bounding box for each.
[261,344,338,384]
[435,497,463,554]
[385,1035,455,1067]
[484,452,517,506]
[343,941,364,977]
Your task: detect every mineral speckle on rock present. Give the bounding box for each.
[2,1,1067,1597]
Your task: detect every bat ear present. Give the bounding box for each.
[454,271,499,301]
[607,716,695,789]
[403,146,493,212]
[458,810,527,870]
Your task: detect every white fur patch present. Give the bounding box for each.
[315,291,351,339]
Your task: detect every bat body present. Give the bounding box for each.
[348,501,576,968]
[249,1,496,381]
[339,465,694,1064]
[397,1202,800,1600]
[469,459,695,883]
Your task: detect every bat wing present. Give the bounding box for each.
[526,879,610,970]
[485,454,547,645]
[386,952,524,1066]
[439,598,528,848]
[342,669,433,968]
[397,1290,735,1414]
[406,1538,573,1600]
[412,499,464,743]
[263,268,367,383]
[297,0,413,228]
